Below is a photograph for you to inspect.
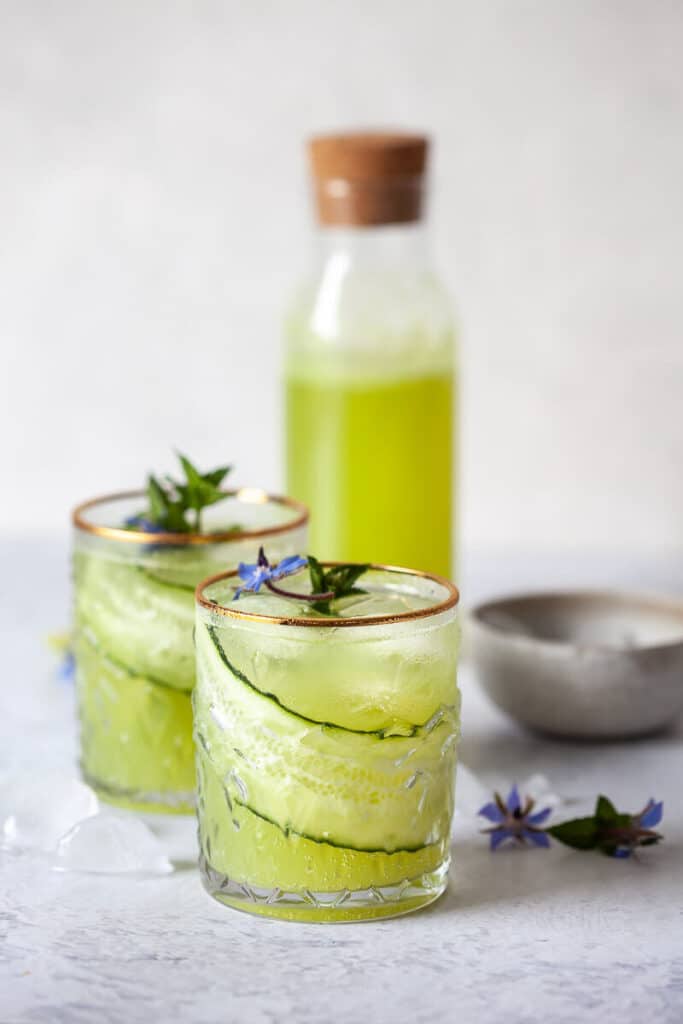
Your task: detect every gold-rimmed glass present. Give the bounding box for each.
[194,564,460,922]
[72,488,308,815]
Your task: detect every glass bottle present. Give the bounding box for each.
[284,132,457,578]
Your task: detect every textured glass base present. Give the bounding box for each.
[200,852,449,923]
[82,769,195,816]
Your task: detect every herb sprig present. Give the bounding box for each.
[479,785,663,859]
[127,452,233,534]
[547,794,663,858]
[233,548,370,614]
[306,556,370,614]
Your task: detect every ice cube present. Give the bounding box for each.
[54,814,173,875]
[142,812,197,867]
[337,592,431,619]
[233,591,310,618]
[519,772,565,810]
[1,775,99,852]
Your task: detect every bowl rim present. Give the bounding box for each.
[469,587,683,655]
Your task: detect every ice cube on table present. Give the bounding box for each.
[519,773,565,810]
[0,775,98,852]
[141,811,197,867]
[54,814,173,875]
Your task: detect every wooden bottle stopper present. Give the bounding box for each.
[308,131,429,227]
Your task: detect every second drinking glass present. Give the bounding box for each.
[72,488,308,814]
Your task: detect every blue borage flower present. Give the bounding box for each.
[479,784,552,850]
[47,633,75,684]
[481,785,665,858]
[234,547,308,600]
[123,514,173,554]
[124,515,166,534]
[603,798,664,859]
[231,549,369,611]
[547,793,665,858]
[58,649,76,683]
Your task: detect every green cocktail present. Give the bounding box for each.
[194,563,460,921]
[72,489,308,814]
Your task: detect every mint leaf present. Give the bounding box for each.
[324,564,369,597]
[307,556,327,595]
[177,453,203,490]
[203,466,232,487]
[595,795,619,824]
[132,453,234,533]
[147,475,169,521]
[306,559,370,615]
[547,816,599,850]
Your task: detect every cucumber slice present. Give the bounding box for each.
[222,613,459,734]
[74,552,195,691]
[76,630,195,805]
[194,622,458,852]
[138,546,225,590]
[196,745,447,892]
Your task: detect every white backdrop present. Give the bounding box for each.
[2,1,682,556]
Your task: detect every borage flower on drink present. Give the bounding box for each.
[124,452,234,534]
[124,515,166,533]
[233,548,309,599]
[478,784,553,850]
[232,549,370,611]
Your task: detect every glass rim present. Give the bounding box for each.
[72,488,309,547]
[195,562,460,628]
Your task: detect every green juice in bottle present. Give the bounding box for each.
[285,132,457,577]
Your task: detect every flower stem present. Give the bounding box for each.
[265,580,335,602]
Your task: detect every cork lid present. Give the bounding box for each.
[308,131,429,227]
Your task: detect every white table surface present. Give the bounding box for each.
[2,539,683,1024]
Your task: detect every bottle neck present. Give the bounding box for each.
[313,220,431,272]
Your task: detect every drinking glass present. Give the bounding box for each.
[72,489,308,814]
[194,564,459,921]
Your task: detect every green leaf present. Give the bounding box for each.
[310,600,333,616]
[595,795,619,824]
[203,466,232,487]
[177,452,203,488]
[547,816,599,850]
[198,483,229,509]
[307,555,327,595]
[136,454,234,533]
[164,497,190,533]
[304,560,371,615]
[147,475,170,520]
[324,564,370,597]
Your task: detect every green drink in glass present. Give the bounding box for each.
[72,476,308,815]
[194,557,460,921]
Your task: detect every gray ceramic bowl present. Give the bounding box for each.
[469,590,683,739]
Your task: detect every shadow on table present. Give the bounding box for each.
[422,826,683,918]
[441,711,682,916]
[459,715,683,794]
